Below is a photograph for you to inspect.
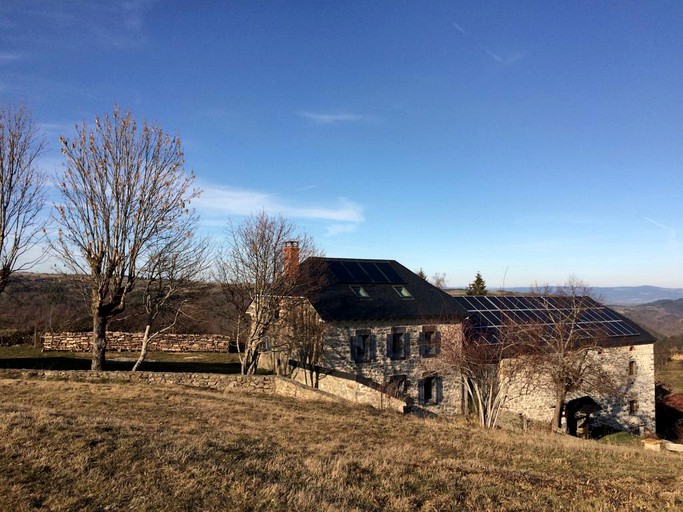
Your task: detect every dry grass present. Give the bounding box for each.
[658,358,683,394]
[1,377,682,512]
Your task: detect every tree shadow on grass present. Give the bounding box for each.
[0,357,243,374]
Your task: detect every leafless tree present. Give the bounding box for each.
[431,272,447,289]
[53,106,199,370]
[132,223,209,371]
[215,212,321,375]
[0,105,46,295]
[287,297,326,386]
[524,278,616,431]
[433,321,527,429]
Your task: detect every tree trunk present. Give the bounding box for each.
[132,324,151,372]
[552,386,565,432]
[92,314,108,371]
[242,347,259,375]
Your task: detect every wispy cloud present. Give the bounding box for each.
[452,22,466,35]
[451,20,524,66]
[645,216,679,254]
[0,52,22,64]
[297,111,369,124]
[195,183,364,234]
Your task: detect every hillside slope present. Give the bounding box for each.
[1,377,682,511]
[614,299,683,337]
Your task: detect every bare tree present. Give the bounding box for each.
[287,297,326,386]
[0,105,46,295]
[524,278,616,431]
[215,212,320,375]
[132,224,209,371]
[431,272,447,289]
[433,321,527,429]
[54,106,199,370]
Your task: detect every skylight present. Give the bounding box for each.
[394,286,413,298]
[350,285,371,298]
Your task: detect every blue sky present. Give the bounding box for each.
[1,1,682,287]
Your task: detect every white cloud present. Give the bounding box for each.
[195,183,364,228]
[0,52,22,64]
[296,111,368,124]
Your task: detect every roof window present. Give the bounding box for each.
[350,285,371,298]
[393,286,413,299]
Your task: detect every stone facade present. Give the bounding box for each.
[42,332,232,353]
[503,343,656,433]
[265,319,465,415]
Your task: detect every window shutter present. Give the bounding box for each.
[387,334,392,357]
[434,331,442,355]
[349,336,357,362]
[418,379,425,405]
[370,335,377,360]
[436,376,443,404]
[404,332,411,357]
[418,331,425,357]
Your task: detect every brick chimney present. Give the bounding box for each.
[283,240,300,282]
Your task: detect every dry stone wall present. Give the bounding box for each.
[0,368,346,405]
[42,332,231,353]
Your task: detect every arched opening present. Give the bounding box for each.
[565,396,602,437]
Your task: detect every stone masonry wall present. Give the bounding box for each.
[313,320,464,415]
[503,343,656,433]
[0,368,347,405]
[43,332,231,353]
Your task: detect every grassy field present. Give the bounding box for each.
[0,345,243,373]
[1,377,682,511]
[658,358,683,394]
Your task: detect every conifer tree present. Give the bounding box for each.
[466,272,487,295]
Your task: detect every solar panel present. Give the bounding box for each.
[358,262,384,283]
[452,295,642,341]
[344,261,370,283]
[328,260,354,283]
[375,262,406,284]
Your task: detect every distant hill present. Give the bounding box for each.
[504,286,683,306]
[613,299,683,338]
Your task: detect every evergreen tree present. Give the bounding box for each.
[466,272,487,295]
[416,268,427,280]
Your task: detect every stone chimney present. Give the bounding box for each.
[283,240,300,282]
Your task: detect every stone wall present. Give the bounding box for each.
[266,320,465,415]
[0,368,346,405]
[503,343,656,433]
[42,332,232,353]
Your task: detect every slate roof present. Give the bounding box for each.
[299,257,465,322]
[452,295,655,347]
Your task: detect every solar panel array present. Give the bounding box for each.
[452,295,641,341]
[328,260,406,284]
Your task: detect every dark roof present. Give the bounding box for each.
[452,295,655,346]
[299,257,465,322]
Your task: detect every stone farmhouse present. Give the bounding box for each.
[259,246,656,435]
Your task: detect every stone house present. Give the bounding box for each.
[258,253,467,413]
[451,295,656,434]
[258,249,656,433]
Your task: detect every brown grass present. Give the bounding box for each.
[1,377,682,512]
[658,358,683,394]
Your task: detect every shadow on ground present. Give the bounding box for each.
[0,357,242,374]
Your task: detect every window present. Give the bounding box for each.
[350,285,371,298]
[628,360,637,376]
[393,286,413,299]
[420,327,441,357]
[350,330,376,363]
[387,328,410,359]
[418,375,443,405]
[628,399,639,415]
